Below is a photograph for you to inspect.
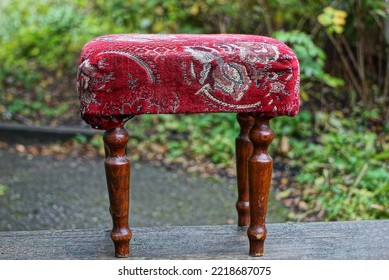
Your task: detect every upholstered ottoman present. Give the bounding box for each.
[77,34,300,257]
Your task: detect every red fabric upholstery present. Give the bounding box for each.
[77,34,300,130]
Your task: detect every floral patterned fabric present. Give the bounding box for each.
[77,34,300,130]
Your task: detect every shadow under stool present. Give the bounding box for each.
[77,34,300,257]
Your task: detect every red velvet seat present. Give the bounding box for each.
[78,34,299,129]
[77,34,300,258]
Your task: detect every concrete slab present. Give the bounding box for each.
[0,148,289,231]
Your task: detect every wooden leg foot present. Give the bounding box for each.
[111,228,132,257]
[247,117,274,257]
[248,227,266,256]
[104,126,132,258]
[235,113,254,227]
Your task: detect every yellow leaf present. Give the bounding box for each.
[280,136,290,154]
[333,25,344,34]
[318,14,331,27]
[276,188,293,200]
[152,21,164,33]
[333,10,347,18]
[323,6,335,15]
[190,3,199,15]
[333,17,346,26]
[300,90,309,101]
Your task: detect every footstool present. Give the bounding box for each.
[77,34,300,257]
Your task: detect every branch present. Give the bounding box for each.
[328,35,363,96]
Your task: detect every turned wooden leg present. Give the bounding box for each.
[235,113,254,227]
[103,126,132,257]
[247,116,274,256]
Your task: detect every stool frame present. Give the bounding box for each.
[103,112,273,257]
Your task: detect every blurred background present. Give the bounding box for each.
[0,0,388,229]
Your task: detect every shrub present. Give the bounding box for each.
[0,0,87,87]
[282,111,389,221]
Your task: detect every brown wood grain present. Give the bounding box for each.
[103,126,132,257]
[247,117,274,256]
[1,220,388,259]
[235,113,254,227]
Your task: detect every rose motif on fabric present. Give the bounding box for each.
[213,62,251,101]
[183,46,252,103]
[236,42,280,64]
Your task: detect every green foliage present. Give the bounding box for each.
[4,96,69,122]
[0,0,94,123]
[123,110,389,221]
[273,31,344,88]
[316,1,389,112]
[0,184,8,196]
[2,0,387,120]
[127,113,238,166]
[271,111,314,141]
[75,0,209,34]
[1,0,388,222]
[72,134,88,144]
[0,0,87,86]
[286,112,389,221]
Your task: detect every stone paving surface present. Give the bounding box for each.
[0,146,288,231]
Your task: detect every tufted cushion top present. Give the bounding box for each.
[77,34,300,130]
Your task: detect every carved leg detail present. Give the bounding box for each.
[247,117,274,256]
[235,113,254,227]
[104,126,132,257]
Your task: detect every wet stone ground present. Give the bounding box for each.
[0,148,289,231]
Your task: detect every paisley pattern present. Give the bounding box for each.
[77,34,300,130]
